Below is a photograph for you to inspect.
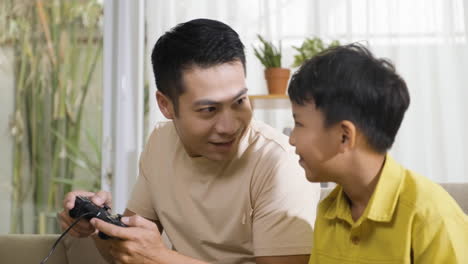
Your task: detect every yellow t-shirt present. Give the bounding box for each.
[127,120,321,264]
[310,155,468,264]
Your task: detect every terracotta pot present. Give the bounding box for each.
[264,68,291,94]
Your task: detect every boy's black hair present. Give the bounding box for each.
[151,18,246,113]
[288,43,410,153]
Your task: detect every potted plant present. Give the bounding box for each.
[291,37,340,67]
[253,35,290,94]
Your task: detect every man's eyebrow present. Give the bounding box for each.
[232,88,248,100]
[193,88,248,106]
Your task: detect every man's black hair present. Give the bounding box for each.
[151,18,246,112]
[288,43,410,153]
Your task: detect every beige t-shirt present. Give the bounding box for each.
[127,120,320,264]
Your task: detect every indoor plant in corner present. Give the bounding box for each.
[253,35,290,94]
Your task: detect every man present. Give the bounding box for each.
[287,43,468,263]
[59,19,320,264]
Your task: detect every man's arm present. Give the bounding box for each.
[91,214,208,264]
[93,212,311,264]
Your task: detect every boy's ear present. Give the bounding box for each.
[338,120,356,152]
[156,91,175,119]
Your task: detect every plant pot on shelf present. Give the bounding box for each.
[264,67,291,94]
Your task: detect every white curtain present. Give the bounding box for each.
[145,0,468,182]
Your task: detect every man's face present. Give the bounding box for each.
[289,102,342,182]
[164,61,252,161]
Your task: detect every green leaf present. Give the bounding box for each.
[252,34,282,68]
[291,37,341,67]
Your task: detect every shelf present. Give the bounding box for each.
[249,94,290,109]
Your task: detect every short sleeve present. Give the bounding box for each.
[126,130,159,220]
[126,160,158,220]
[251,147,321,257]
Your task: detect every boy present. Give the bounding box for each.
[288,43,468,263]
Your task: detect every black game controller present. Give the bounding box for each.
[69,196,127,239]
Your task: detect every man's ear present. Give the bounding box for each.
[156,91,175,119]
[338,120,356,153]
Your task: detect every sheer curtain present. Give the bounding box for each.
[145,0,468,182]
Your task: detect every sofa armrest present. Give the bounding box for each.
[0,234,68,264]
[0,234,108,264]
[63,235,108,264]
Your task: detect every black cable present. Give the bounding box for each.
[40,212,94,264]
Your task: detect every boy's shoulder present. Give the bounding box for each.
[398,169,466,225]
[317,158,465,224]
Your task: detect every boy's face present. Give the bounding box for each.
[289,101,342,182]
[159,61,252,161]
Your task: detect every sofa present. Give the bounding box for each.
[1,183,466,264]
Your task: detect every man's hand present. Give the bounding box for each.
[58,190,112,237]
[91,215,166,264]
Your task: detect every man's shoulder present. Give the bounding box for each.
[146,121,177,144]
[248,120,293,155]
[244,120,305,185]
[142,121,178,160]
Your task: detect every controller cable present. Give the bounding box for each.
[40,212,94,264]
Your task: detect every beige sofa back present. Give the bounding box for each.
[439,182,468,213]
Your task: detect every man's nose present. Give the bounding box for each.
[215,111,238,135]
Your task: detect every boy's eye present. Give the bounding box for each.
[294,122,303,127]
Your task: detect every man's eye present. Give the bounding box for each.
[236,98,245,105]
[294,122,302,127]
[200,107,216,113]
